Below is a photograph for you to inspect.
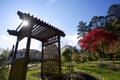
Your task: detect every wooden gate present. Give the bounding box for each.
[8,11,65,80]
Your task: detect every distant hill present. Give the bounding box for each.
[0,47,4,55]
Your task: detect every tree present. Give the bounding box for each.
[62,45,74,52]
[72,53,80,63]
[106,40,120,54]
[103,16,120,55]
[89,16,105,28]
[0,49,9,80]
[44,43,58,58]
[77,21,93,60]
[73,46,79,53]
[77,4,120,62]
[88,4,120,30]
[62,48,73,62]
[105,4,120,33]
[104,16,120,35]
[77,21,90,38]
[78,28,115,63]
[107,4,120,17]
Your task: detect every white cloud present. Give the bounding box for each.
[1,35,16,42]
[0,35,16,49]
[0,33,81,51]
[61,33,79,47]
[17,38,41,51]
[0,35,41,51]
[31,39,41,51]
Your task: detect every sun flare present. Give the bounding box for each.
[22,20,29,26]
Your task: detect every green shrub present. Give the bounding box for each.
[97,63,108,69]
[0,55,9,80]
[80,57,87,63]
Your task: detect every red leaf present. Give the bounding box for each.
[78,28,116,51]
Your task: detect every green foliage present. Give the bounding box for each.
[2,49,10,57]
[0,49,10,80]
[77,21,90,38]
[107,4,120,16]
[89,16,105,28]
[80,56,88,63]
[72,53,81,63]
[0,54,9,80]
[62,48,73,62]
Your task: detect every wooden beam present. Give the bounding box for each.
[41,42,44,79]
[22,36,31,80]
[58,36,61,75]
[7,30,19,36]
[8,37,19,80]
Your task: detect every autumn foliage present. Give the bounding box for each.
[78,28,115,51]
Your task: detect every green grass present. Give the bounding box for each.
[26,70,41,80]
[74,61,120,80]
[6,61,119,80]
[26,63,41,80]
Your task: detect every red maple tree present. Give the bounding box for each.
[78,28,115,51]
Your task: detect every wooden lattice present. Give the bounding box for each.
[41,43,61,78]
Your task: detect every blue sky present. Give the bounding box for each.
[0,0,119,50]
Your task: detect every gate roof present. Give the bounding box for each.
[8,11,65,41]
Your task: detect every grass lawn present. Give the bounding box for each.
[26,69,41,80]
[26,63,41,80]
[74,61,120,80]
[25,61,120,80]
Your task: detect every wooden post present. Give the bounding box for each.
[22,36,31,80]
[22,25,33,80]
[41,42,44,80]
[13,38,19,60]
[58,36,61,76]
[8,37,19,80]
